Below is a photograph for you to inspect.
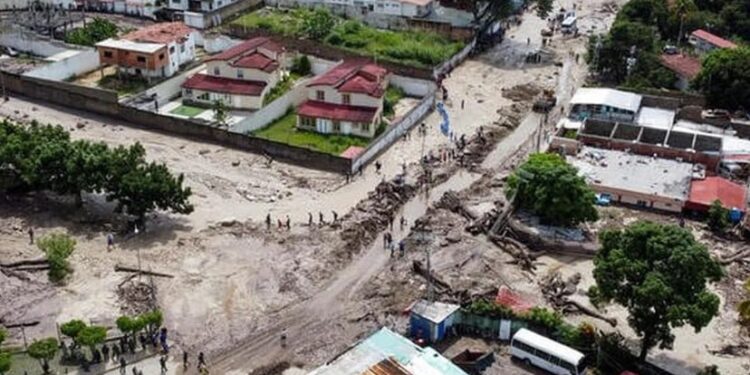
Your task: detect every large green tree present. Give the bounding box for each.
[506,153,597,226]
[303,7,336,41]
[693,47,750,111]
[27,338,58,374]
[76,326,107,359]
[0,328,10,375]
[738,279,750,329]
[590,221,724,360]
[60,319,87,347]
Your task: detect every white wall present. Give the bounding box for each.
[230,77,312,134]
[310,56,341,76]
[203,34,243,54]
[390,74,434,97]
[184,11,207,29]
[24,49,100,81]
[0,25,78,58]
[145,64,207,105]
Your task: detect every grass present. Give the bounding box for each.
[263,72,302,106]
[170,105,206,118]
[562,129,578,139]
[232,8,464,68]
[97,74,149,96]
[383,85,405,118]
[252,111,370,155]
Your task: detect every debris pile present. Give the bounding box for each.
[502,83,542,102]
[495,104,526,129]
[539,270,616,327]
[117,280,157,316]
[339,180,417,254]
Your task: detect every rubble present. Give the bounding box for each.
[116,279,157,316]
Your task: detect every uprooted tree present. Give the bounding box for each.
[37,233,76,283]
[506,153,598,227]
[589,221,724,360]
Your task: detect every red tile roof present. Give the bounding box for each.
[182,74,266,96]
[206,37,283,63]
[691,29,737,49]
[234,52,279,72]
[124,22,193,44]
[660,53,701,79]
[308,60,388,97]
[297,100,378,123]
[688,176,747,212]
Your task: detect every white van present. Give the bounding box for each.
[561,16,578,34]
[511,328,586,375]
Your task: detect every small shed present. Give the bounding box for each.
[409,299,460,344]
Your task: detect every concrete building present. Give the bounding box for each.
[568,147,694,212]
[308,327,469,375]
[79,0,157,17]
[96,22,196,79]
[166,0,237,12]
[686,176,747,214]
[660,53,701,91]
[297,60,389,138]
[409,300,460,344]
[689,29,737,54]
[569,88,642,123]
[182,37,285,109]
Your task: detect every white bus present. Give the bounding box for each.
[511,328,587,375]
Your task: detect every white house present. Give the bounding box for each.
[167,0,236,12]
[182,37,285,109]
[297,60,389,138]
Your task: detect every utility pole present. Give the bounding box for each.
[425,246,432,302]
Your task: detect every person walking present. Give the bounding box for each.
[285,215,291,230]
[160,355,168,373]
[107,233,114,251]
[318,211,325,225]
[308,212,313,226]
[277,218,283,229]
[28,227,34,245]
[183,350,189,370]
[389,216,394,231]
[119,357,127,375]
[400,216,407,231]
[102,343,110,361]
[375,161,382,174]
[331,211,338,224]
[266,214,272,230]
[399,240,405,257]
[383,232,390,249]
[132,366,139,375]
[198,352,206,369]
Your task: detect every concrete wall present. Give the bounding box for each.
[0,25,81,58]
[184,0,263,29]
[142,65,207,105]
[309,55,340,76]
[433,37,475,79]
[351,86,435,172]
[24,49,100,81]
[231,77,311,133]
[203,34,243,54]
[389,74,434,97]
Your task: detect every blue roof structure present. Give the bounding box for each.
[309,327,468,375]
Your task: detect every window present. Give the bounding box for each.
[342,94,351,105]
[214,67,220,76]
[333,121,341,132]
[172,0,180,3]
[135,68,142,75]
[316,90,325,101]
[103,51,113,58]
[237,69,244,79]
[169,46,175,54]
[159,53,165,60]
[184,89,192,96]
[198,92,210,101]
[299,117,315,128]
[137,56,146,63]
[362,122,370,132]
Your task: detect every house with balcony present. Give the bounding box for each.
[181,37,285,110]
[96,22,196,79]
[297,60,389,139]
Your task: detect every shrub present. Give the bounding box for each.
[37,233,76,283]
[290,55,311,76]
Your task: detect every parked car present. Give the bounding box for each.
[663,45,678,54]
[702,109,731,119]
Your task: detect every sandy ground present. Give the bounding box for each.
[7,1,743,375]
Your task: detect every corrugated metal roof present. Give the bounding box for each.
[570,88,642,113]
[410,300,460,324]
[363,358,410,375]
[309,328,468,375]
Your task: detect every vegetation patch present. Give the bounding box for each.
[170,105,206,118]
[65,18,118,46]
[252,110,370,155]
[263,72,302,106]
[383,85,405,119]
[232,8,464,68]
[98,74,149,96]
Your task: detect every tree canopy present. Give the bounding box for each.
[706,199,729,233]
[65,18,118,46]
[27,338,58,374]
[0,329,9,375]
[506,153,598,226]
[590,221,724,360]
[60,319,87,344]
[692,47,750,111]
[739,279,750,329]
[37,233,76,283]
[0,120,193,224]
[76,326,107,358]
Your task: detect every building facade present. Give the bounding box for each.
[688,29,737,54]
[297,60,388,138]
[182,37,285,109]
[96,22,196,79]
[568,88,642,123]
[167,0,236,12]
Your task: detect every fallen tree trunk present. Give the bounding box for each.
[412,260,451,291]
[488,232,537,272]
[564,300,617,327]
[435,191,478,221]
[719,247,750,265]
[11,265,50,272]
[1,258,49,268]
[114,265,174,278]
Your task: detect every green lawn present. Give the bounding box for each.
[263,72,302,106]
[252,111,370,155]
[170,105,206,117]
[232,8,464,68]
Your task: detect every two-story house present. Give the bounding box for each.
[297,60,389,139]
[96,22,196,79]
[181,37,285,110]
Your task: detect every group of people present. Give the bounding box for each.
[382,215,410,258]
[266,213,291,231]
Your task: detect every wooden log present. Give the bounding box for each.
[412,260,451,291]
[114,265,174,278]
[719,247,750,265]
[0,258,49,268]
[563,300,617,327]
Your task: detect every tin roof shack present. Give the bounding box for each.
[568,147,694,213]
[308,327,469,375]
[689,29,738,54]
[409,300,460,344]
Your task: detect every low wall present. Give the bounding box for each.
[434,38,475,79]
[390,74,435,97]
[24,49,100,81]
[0,25,77,58]
[202,34,243,54]
[2,73,120,115]
[142,64,207,106]
[231,77,311,134]
[351,87,436,173]
[187,0,264,29]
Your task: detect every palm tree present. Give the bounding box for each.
[674,0,696,45]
